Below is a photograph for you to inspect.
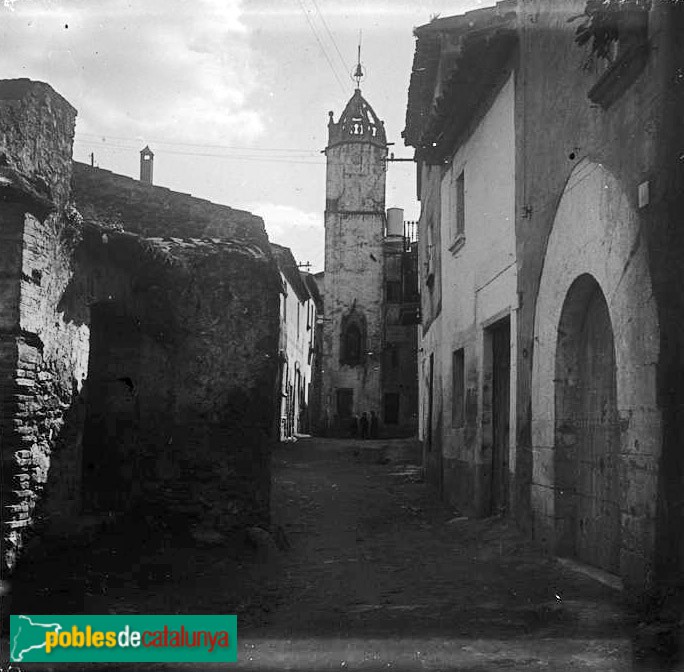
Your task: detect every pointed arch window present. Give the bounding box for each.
[340,310,367,367]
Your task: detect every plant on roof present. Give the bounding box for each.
[571,0,651,69]
[60,202,84,250]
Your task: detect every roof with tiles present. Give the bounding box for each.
[403,0,517,159]
[302,272,323,312]
[71,162,270,253]
[270,243,311,303]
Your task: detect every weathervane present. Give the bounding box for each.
[353,30,364,89]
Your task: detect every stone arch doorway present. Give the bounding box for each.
[555,274,620,573]
[531,160,661,587]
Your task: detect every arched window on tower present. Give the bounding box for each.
[340,310,366,367]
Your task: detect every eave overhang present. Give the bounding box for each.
[403,1,518,164]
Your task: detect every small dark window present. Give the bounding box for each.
[425,215,436,288]
[386,281,402,303]
[452,348,465,428]
[456,171,465,237]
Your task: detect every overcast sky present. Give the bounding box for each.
[1,0,494,271]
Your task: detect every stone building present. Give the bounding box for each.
[0,79,281,577]
[317,88,419,438]
[403,0,684,590]
[270,243,318,440]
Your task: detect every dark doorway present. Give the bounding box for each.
[555,275,620,573]
[384,392,400,425]
[486,317,511,515]
[82,302,141,513]
[336,388,354,420]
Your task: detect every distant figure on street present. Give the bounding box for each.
[350,414,359,438]
[370,410,379,439]
[359,412,369,439]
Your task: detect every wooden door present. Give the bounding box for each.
[490,318,510,515]
[576,290,620,572]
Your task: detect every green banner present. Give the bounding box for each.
[10,615,238,663]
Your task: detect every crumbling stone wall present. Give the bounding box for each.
[65,225,280,541]
[147,238,280,535]
[0,80,85,572]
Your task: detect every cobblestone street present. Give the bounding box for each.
[237,437,633,670]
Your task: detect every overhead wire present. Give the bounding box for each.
[76,132,318,155]
[296,0,349,96]
[310,0,353,83]
[73,139,324,165]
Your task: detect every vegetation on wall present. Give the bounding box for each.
[572,0,651,68]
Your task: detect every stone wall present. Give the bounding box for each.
[164,239,280,531]
[0,80,83,571]
[651,0,684,587]
[68,224,280,540]
[0,80,75,205]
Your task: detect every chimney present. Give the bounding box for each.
[140,145,154,185]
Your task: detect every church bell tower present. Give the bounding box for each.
[321,82,388,430]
